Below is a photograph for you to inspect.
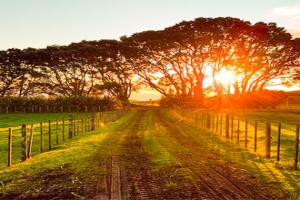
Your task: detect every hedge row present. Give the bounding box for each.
[0,96,120,113]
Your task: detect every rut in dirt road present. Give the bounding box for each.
[154,110,280,200]
[120,110,162,200]
[120,110,199,200]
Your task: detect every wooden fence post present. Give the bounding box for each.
[200,113,203,128]
[245,120,248,148]
[76,120,80,135]
[40,122,44,153]
[48,120,51,150]
[86,118,89,131]
[8,128,12,167]
[237,119,240,143]
[21,124,27,161]
[216,115,219,132]
[69,115,73,139]
[96,114,99,129]
[226,113,229,138]
[56,120,59,145]
[207,113,211,129]
[220,115,223,135]
[295,124,299,170]
[254,121,257,152]
[81,119,84,134]
[265,122,271,159]
[92,112,95,131]
[28,124,34,158]
[73,118,76,136]
[80,118,83,134]
[212,116,215,131]
[277,122,281,161]
[62,118,65,142]
[230,116,234,140]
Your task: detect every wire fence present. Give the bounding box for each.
[176,109,300,170]
[0,110,126,169]
[0,105,112,113]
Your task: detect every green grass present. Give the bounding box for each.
[0,111,119,129]
[0,111,119,169]
[129,99,160,107]
[1,109,299,198]
[167,108,300,198]
[142,110,178,170]
[0,111,133,197]
[179,109,300,169]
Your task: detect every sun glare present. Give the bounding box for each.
[215,69,236,85]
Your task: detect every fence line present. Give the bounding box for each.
[1,110,126,169]
[178,109,300,170]
[0,105,113,114]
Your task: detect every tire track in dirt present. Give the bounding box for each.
[120,110,162,200]
[93,111,147,200]
[155,110,280,200]
[94,110,163,200]
[120,110,208,200]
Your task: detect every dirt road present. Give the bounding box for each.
[96,109,281,200]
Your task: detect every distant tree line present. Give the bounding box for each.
[0,96,115,113]
[0,17,299,108]
[0,41,135,103]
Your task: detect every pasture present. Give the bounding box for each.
[0,109,299,199]
[0,111,120,169]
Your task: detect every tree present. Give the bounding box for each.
[232,22,300,94]
[35,44,98,97]
[91,40,137,104]
[0,48,45,97]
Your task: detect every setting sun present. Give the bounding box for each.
[215,69,236,85]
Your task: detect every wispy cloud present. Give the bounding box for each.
[270,4,300,38]
[272,4,300,17]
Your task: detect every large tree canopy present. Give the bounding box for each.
[0,17,299,107]
[124,17,300,104]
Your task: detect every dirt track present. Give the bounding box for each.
[154,111,279,200]
[100,110,281,200]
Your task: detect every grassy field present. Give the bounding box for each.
[0,109,299,199]
[0,111,119,169]
[0,112,112,128]
[176,109,300,169]
[129,99,160,107]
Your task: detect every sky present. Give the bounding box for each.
[0,0,299,100]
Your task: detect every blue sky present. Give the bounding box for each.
[0,0,299,51]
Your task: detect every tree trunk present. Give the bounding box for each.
[194,84,204,105]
